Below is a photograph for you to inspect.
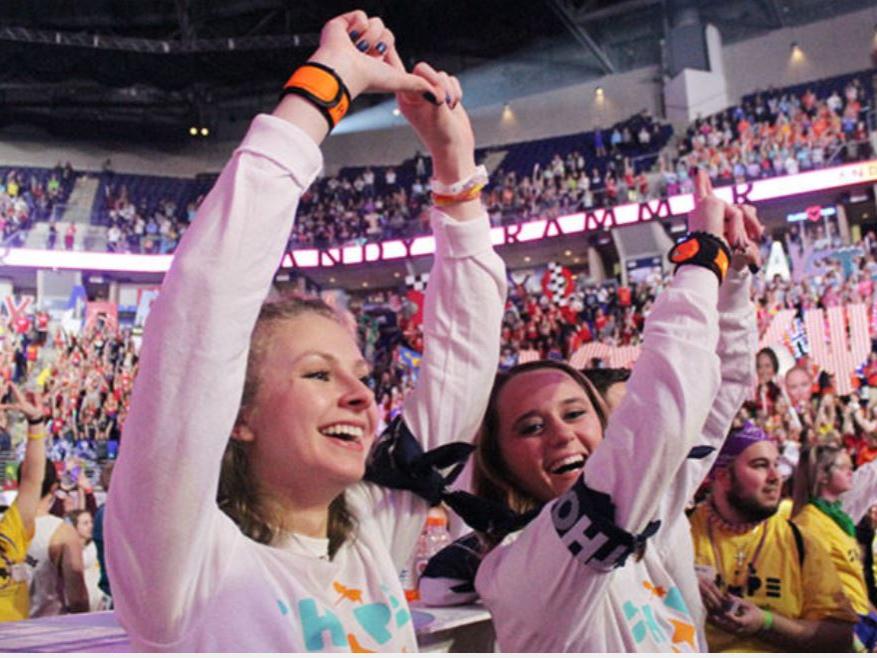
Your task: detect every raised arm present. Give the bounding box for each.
[391,56,505,453]
[54,523,89,613]
[569,173,758,538]
[106,13,437,643]
[353,55,505,567]
[8,383,48,535]
[659,207,762,522]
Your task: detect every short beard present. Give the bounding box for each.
[726,467,779,523]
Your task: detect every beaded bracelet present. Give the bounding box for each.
[430,165,488,196]
[432,183,486,207]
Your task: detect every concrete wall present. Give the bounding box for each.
[0,132,236,178]
[321,64,663,169]
[722,7,875,101]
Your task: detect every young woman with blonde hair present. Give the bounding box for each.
[107,11,505,651]
[793,443,877,649]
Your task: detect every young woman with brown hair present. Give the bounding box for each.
[421,172,764,652]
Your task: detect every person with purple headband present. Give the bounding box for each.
[690,421,858,651]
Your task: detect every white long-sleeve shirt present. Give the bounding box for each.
[106,115,506,652]
[473,266,755,652]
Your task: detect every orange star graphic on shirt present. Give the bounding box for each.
[333,581,364,605]
[347,634,375,653]
[669,618,696,648]
[642,580,667,598]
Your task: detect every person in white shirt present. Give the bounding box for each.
[68,509,103,611]
[420,171,764,652]
[106,10,505,652]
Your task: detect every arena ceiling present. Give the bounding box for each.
[0,0,873,142]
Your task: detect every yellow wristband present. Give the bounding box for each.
[27,431,47,442]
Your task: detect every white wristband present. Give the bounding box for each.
[430,164,488,196]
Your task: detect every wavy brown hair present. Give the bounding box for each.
[217,296,356,558]
[473,360,609,521]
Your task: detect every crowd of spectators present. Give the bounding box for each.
[0,72,871,256]
[669,76,872,192]
[0,206,873,453]
[289,165,432,249]
[92,72,875,253]
[97,183,196,254]
[1,163,76,246]
[0,317,137,468]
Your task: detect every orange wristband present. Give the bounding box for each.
[281,62,351,130]
[432,183,486,207]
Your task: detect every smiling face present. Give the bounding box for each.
[494,368,604,504]
[237,313,378,507]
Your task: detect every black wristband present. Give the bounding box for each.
[27,415,47,426]
[668,231,731,284]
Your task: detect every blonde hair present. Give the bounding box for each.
[791,442,844,516]
[217,296,356,558]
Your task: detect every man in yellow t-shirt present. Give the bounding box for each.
[0,500,34,620]
[690,422,857,652]
[0,383,49,621]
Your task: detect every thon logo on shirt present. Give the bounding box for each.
[551,478,660,572]
[277,581,412,652]
[622,580,697,651]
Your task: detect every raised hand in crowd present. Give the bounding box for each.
[690,168,764,265]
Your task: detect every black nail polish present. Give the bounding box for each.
[350,31,360,41]
[422,91,438,105]
[445,94,452,105]
[356,40,369,52]
[375,42,387,54]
